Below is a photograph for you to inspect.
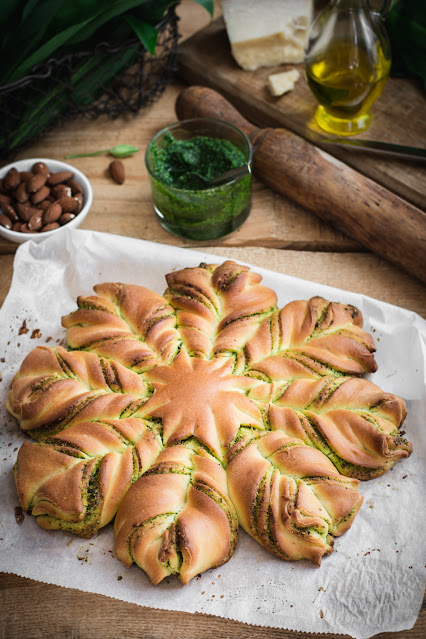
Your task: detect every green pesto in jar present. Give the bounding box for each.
[148,131,252,241]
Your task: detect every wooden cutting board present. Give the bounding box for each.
[177,17,426,212]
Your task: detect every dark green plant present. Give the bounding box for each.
[0,0,213,85]
[386,0,426,87]
[0,1,213,155]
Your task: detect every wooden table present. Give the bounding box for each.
[0,2,425,638]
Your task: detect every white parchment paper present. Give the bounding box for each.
[0,229,425,639]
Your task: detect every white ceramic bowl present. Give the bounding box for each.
[0,158,93,244]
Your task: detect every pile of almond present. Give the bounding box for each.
[0,162,84,234]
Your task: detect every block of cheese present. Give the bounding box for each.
[221,0,313,71]
[268,69,300,96]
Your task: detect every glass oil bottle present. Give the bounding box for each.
[304,0,392,135]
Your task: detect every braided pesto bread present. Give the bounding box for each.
[7,346,161,536]
[7,260,412,583]
[115,440,238,585]
[226,430,363,566]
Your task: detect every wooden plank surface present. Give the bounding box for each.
[0,2,425,639]
[177,17,426,212]
[0,82,362,256]
[0,573,425,639]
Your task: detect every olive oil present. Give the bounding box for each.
[304,0,392,135]
[306,41,391,135]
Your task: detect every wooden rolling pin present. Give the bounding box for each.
[175,86,426,284]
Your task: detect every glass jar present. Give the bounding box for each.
[145,118,252,241]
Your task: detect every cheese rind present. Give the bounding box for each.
[268,69,300,96]
[221,0,313,71]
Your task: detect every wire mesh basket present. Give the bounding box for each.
[0,7,179,159]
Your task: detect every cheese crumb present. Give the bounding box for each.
[267,69,300,96]
[221,0,313,71]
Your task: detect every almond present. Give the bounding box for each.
[16,203,34,222]
[0,213,12,229]
[51,184,71,199]
[47,171,73,186]
[41,222,60,232]
[20,171,34,182]
[20,223,37,233]
[17,204,41,222]
[15,181,29,203]
[28,212,43,231]
[20,223,38,233]
[58,212,75,225]
[74,193,83,213]
[66,178,83,195]
[1,203,19,223]
[32,162,50,177]
[12,222,22,232]
[27,172,47,193]
[109,160,125,185]
[4,167,20,191]
[43,202,62,225]
[56,195,78,213]
[31,185,50,204]
[0,193,12,207]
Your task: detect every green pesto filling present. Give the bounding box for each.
[191,484,238,563]
[169,435,222,463]
[127,513,177,565]
[151,131,247,189]
[34,459,103,538]
[149,132,252,241]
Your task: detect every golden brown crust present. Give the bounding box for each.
[14,415,162,536]
[268,376,410,478]
[7,260,413,578]
[244,297,377,379]
[227,431,363,566]
[164,261,277,360]
[6,345,149,434]
[114,443,238,584]
[62,284,181,372]
[10,346,162,536]
[139,349,265,459]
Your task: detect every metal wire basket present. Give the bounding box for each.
[0,7,179,159]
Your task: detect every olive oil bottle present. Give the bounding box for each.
[304,0,392,135]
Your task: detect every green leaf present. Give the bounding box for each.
[192,0,214,17]
[125,14,158,55]
[65,145,139,159]
[2,0,149,83]
[6,15,97,84]
[109,144,140,158]
[59,0,151,46]
[22,0,43,22]
[0,0,67,82]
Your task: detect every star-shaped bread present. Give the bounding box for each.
[7,261,411,584]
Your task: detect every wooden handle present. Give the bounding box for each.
[176,85,261,139]
[176,86,426,284]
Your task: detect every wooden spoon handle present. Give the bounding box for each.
[176,86,426,284]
